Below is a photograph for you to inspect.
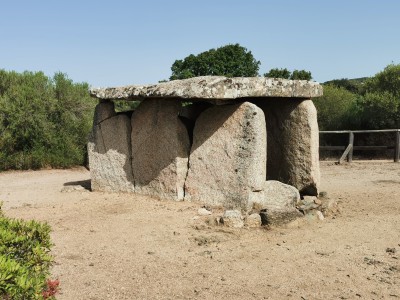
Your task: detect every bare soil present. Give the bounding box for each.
[0,161,399,299]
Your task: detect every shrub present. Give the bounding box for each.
[313,84,360,130]
[0,70,95,170]
[0,203,57,299]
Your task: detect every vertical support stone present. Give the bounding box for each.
[88,102,134,192]
[131,99,190,200]
[184,102,266,211]
[256,99,320,196]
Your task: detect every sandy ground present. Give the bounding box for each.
[0,161,399,300]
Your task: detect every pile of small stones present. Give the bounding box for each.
[195,192,339,228]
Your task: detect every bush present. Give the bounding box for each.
[314,84,360,130]
[0,203,57,299]
[0,70,95,170]
[357,91,400,129]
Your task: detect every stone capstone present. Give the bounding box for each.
[256,99,320,196]
[90,76,323,101]
[88,113,134,192]
[184,102,266,211]
[131,99,190,200]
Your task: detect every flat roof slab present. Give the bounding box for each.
[90,76,323,101]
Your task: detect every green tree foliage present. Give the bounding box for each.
[364,64,400,97]
[355,64,400,128]
[264,68,291,79]
[170,44,260,80]
[357,91,400,129]
[317,63,400,130]
[264,68,312,80]
[313,85,359,130]
[323,78,367,94]
[290,69,312,81]
[0,70,95,170]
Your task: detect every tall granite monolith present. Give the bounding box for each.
[184,102,266,211]
[131,99,190,200]
[256,99,320,195]
[88,108,134,193]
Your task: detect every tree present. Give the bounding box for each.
[364,63,400,97]
[290,69,312,80]
[313,84,359,130]
[264,68,291,79]
[0,70,95,170]
[169,44,260,80]
[323,78,367,94]
[264,68,312,80]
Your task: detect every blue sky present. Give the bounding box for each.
[1,0,399,87]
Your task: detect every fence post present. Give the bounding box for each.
[395,130,400,163]
[347,132,354,163]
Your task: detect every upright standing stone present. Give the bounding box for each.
[88,112,134,192]
[131,99,190,200]
[256,99,320,195]
[185,102,266,211]
[93,100,116,125]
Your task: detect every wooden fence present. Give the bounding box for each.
[319,129,400,163]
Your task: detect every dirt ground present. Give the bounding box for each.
[0,161,399,299]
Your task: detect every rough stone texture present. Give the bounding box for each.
[88,114,134,192]
[255,99,320,195]
[253,180,300,210]
[245,213,262,228]
[184,102,266,211]
[90,76,323,101]
[260,208,303,227]
[131,99,190,200]
[222,210,244,228]
[197,208,212,216]
[93,101,116,125]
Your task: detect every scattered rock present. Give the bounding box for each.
[60,185,87,193]
[314,198,322,205]
[303,196,318,204]
[197,207,212,216]
[260,208,303,226]
[245,213,262,228]
[386,248,397,254]
[319,191,329,198]
[297,202,320,213]
[320,198,340,217]
[256,180,301,210]
[316,210,325,221]
[221,210,244,228]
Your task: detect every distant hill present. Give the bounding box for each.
[323,77,369,94]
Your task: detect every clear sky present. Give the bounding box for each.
[1,0,399,87]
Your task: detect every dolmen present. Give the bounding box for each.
[89,76,323,216]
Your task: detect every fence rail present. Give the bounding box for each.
[319,129,400,163]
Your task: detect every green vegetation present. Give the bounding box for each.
[315,63,400,130]
[0,70,95,170]
[170,44,260,80]
[0,203,57,299]
[264,68,312,80]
